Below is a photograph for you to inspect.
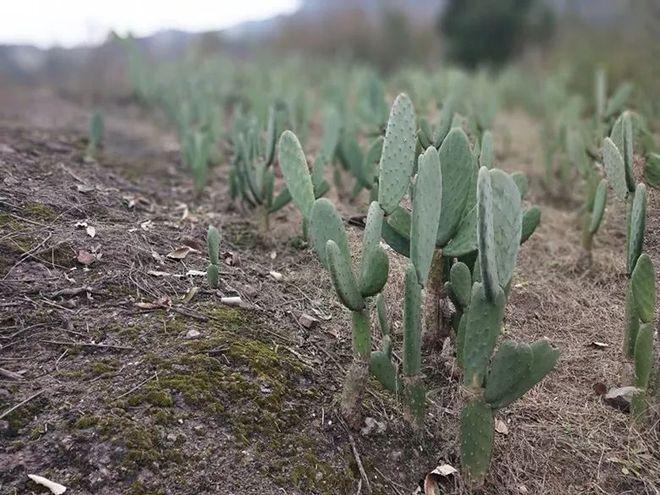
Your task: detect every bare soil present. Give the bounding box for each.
[0,86,658,495]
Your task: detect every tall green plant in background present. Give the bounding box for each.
[85,111,104,161]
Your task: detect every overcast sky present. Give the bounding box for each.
[3,1,301,48]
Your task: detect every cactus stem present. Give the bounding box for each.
[341,310,372,429]
[424,250,450,342]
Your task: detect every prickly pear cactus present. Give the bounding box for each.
[460,398,493,487]
[278,130,316,220]
[627,183,647,275]
[378,94,417,214]
[631,323,653,422]
[631,254,656,324]
[206,225,221,289]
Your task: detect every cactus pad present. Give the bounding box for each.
[589,179,608,235]
[462,283,506,390]
[359,246,389,297]
[326,240,364,311]
[602,137,628,202]
[207,225,221,265]
[521,206,541,244]
[477,167,499,301]
[444,204,478,257]
[631,254,656,324]
[411,146,443,286]
[450,262,472,308]
[479,131,493,170]
[460,398,493,488]
[369,341,399,393]
[436,128,473,245]
[278,130,315,219]
[486,339,559,409]
[627,184,646,275]
[402,264,422,376]
[378,93,417,214]
[310,198,350,268]
[207,264,219,289]
[490,169,523,289]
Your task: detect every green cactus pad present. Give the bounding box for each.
[631,254,656,323]
[483,341,533,406]
[326,240,364,311]
[402,264,422,376]
[207,225,221,266]
[634,323,653,390]
[589,179,608,235]
[381,222,411,257]
[444,204,478,257]
[450,262,472,308]
[602,137,628,202]
[479,131,493,169]
[359,246,389,297]
[310,198,350,268]
[436,128,473,246]
[490,169,523,289]
[376,293,390,337]
[632,322,654,422]
[387,207,411,238]
[456,313,467,367]
[627,184,647,275]
[378,93,417,214]
[320,106,342,161]
[269,186,292,214]
[486,340,559,409]
[460,398,493,488]
[644,153,660,189]
[624,283,640,358]
[411,146,443,286]
[521,206,541,244]
[352,309,372,359]
[278,130,315,219]
[369,342,399,393]
[362,136,384,188]
[462,283,506,390]
[207,264,219,289]
[622,112,635,192]
[477,167,499,301]
[435,97,454,147]
[265,106,277,167]
[604,82,632,119]
[511,172,528,199]
[359,202,385,276]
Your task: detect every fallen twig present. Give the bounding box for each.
[348,432,372,494]
[40,340,133,351]
[0,389,46,420]
[115,373,159,400]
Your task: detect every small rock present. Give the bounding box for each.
[360,417,386,436]
[603,386,638,412]
[299,313,319,329]
[166,433,177,442]
[494,418,509,435]
[389,450,403,462]
[185,329,201,339]
[269,270,283,281]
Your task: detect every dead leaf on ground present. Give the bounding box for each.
[186,269,207,277]
[593,382,607,396]
[223,251,240,266]
[589,341,609,349]
[269,270,283,281]
[76,184,95,193]
[423,463,458,495]
[76,250,95,265]
[140,220,153,231]
[86,225,96,238]
[299,313,319,329]
[167,246,200,260]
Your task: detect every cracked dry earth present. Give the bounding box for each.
[0,86,658,495]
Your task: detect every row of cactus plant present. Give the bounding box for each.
[279,93,557,488]
[602,111,656,423]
